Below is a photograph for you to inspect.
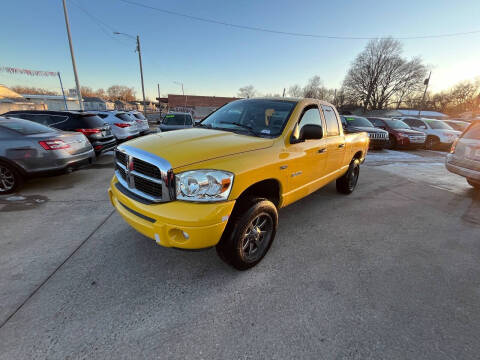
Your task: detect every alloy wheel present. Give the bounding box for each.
[241,213,273,262]
[348,165,359,190]
[0,165,15,193]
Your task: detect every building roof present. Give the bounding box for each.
[21,94,78,101]
[83,96,105,103]
[0,85,24,100]
[167,94,239,108]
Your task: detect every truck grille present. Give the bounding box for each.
[368,132,388,140]
[114,147,174,203]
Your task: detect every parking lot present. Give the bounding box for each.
[1,149,480,359]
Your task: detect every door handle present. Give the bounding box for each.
[338,143,345,148]
[317,148,327,154]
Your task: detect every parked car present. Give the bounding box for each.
[398,117,461,150]
[127,111,150,135]
[446,121,480,189]
[340,115,389,149]
[109,98,369,270]
[2,110,117,155]
[0,116,95,194]
[442,119,470,132]
[368,117,426,149]
[90,111,139,141]
[158,112,194,132]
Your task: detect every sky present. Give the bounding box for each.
[1,0,480,100]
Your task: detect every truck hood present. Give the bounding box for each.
[124,128,275,169]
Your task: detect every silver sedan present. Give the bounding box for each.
[0,116,95,194]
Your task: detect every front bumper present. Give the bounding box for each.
[446,155,480,181]
[108,176,235,249]
[369,138,389,148]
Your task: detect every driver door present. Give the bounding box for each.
[285,105,328,200]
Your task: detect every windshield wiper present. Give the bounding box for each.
[218,121,259,136]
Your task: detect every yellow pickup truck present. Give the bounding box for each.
[108,98,369,269]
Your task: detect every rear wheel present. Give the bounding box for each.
[216,198,278,270]
[336,159,360,194]
[0,162,23,195]
[467,178,480,190]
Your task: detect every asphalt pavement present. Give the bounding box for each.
[1,150,479,359]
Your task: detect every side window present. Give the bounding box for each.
[48,115,68,126]
[403,119,414,126]
[299,107,322,128]
[321,105,340,136]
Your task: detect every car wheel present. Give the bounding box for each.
[336,159,360,195]
[216,198,278,270]
[387,136,397,149]
[0,162,24,195]
[426,136,439,150]
[467,178,480,190]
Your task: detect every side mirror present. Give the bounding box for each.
[299,124,323,140]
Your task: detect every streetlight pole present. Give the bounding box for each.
[62,0,83,110]
[113,32,147,117]
[418,71,432,117]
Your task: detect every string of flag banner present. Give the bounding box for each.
[0,66,59,77]
[0,66,69,110]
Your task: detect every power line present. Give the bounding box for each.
[69,0,132,46]
[116,0,480,40]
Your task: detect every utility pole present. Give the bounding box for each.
[136,35,147,117]
[418,71,432,117]
[57,72,68,110]
[62,0,83,110]
[282,88,286,97]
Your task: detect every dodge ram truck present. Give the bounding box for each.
[108,98,369,270]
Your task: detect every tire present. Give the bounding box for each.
[216,198,278,270]
[467,178,480,190]
[425,136,439,150]
[0,161,24,195]
[387,136,397,149]
[336,159,360,195]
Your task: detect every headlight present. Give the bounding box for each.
[175,170,234,202]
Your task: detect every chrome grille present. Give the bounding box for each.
[114,145,175,203]
[368,132,388,140]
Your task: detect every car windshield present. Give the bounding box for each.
[163,114,192,125]
[133,112,146,120]
[425,120,453,130]
[115,113,133,122]
[342,116,373,128]
[201,99,296,137]
[0,118,55,134]
[383,119,411,129]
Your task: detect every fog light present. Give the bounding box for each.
[182,231,190,239]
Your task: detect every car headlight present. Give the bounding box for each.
[175,170,234,202]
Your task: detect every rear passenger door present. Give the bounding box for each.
[321,105,346,177]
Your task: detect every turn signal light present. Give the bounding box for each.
[39,140,70,150]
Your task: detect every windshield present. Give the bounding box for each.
[342,116,373,128]
[133,112,146,120]
[425,120,454,130]
[0,118,55,134]
[201,99,296,137]
[384,119,411,129]
[115,113,133,122]
[163,114,192,125]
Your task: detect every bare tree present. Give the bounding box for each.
[237,85,256,98]
[10,86,58,95]
[288,84,303,97]
[107,85,136,101]
[343,38,427,111]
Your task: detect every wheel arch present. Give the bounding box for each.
[0,156,27,176]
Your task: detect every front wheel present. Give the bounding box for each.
[425,136,439,150]
[216,199,278,270]
[387,136,397,149]
[336,159,360,194]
